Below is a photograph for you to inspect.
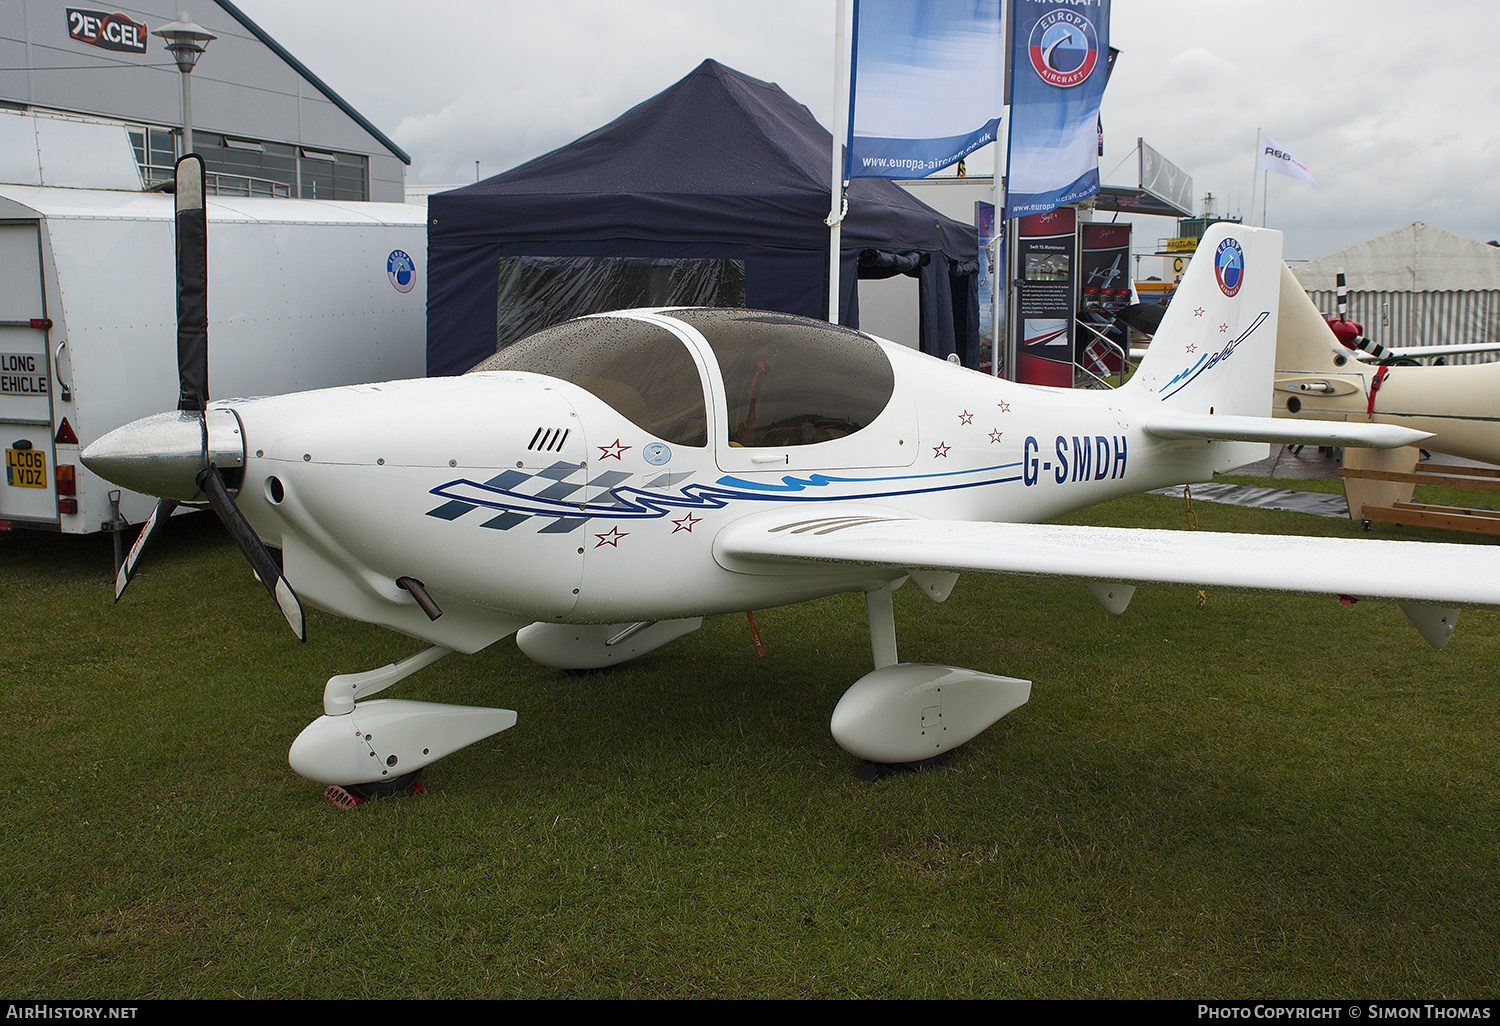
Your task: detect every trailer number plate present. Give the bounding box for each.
[6,448,46,488]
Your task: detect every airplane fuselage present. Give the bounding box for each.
[1275,359,1500,466]
[223,333,1243,654]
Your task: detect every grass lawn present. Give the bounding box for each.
[2,483,1497,999]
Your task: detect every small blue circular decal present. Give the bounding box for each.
[387,250,416,293]
[643,442,671,465]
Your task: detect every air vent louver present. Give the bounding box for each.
[527,427,570,452]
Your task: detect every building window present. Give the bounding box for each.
[299,148,367,201]
[127,128,368,201]
[127,125,177,188]
[195,135,296,198]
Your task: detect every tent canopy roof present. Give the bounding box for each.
[1293,223,1500,292]
[432,59,974,258]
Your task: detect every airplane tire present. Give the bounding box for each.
[342,769,422,800]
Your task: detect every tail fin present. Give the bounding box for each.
[1276,261,1357,373]
[1128,229,1428,462]
[1127,223,1284,417]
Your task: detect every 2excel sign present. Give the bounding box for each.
[66,9,149,54]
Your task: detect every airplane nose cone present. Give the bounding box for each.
[82,409,245,501]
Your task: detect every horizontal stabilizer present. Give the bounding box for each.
[1144,412,1430,449]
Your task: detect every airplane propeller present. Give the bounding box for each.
[103,155,306,640]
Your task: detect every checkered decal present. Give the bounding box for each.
[426,462,692,534]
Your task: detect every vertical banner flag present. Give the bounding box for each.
[1257,130,1317,184]
[1005,0,1111,218]
[846,0,1004,179]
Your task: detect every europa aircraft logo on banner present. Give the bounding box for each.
[1004,0,1111,219]
[1027,9,1100,87]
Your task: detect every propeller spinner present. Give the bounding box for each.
[83,155,306,640]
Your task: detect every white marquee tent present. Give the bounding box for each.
[1292,223,1500,360]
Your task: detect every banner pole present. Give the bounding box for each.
[827,0,850,324]
[991,1,1008,377]
[999,2,1017,381]
[1250,128,1261,227]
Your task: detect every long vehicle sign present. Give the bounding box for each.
[0,353,48,396]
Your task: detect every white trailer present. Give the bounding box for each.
[0,186,427,535]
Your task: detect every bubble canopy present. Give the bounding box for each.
[473,309,897,450]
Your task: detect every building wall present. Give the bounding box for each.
[0,0,406,199]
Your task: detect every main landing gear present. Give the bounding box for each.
[831,578,1032,776]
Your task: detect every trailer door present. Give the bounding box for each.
[0,221,57,527]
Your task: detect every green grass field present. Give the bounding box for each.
[2,482,1497,999]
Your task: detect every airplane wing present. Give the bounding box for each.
[714,509,1500,646]
[1351,342,1500,361]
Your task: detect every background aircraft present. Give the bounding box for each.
[1275,264,1500,467]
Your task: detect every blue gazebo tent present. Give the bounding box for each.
[426,59,979,376]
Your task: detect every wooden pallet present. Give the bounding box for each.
[1356,500,1500,534]
[1339,459,1500,534]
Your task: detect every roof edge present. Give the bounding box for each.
[214,0,411,166]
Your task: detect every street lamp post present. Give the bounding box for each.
[152,13,216,155]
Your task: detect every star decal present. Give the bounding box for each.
[1219,323,1229,333]
[598,439,631,460]
[594,527,628,548]
[958,410,974,425]
[1193,307,1205,317]
[989,429,1004,444]
[997,400,1011,413]
[672,512,701,534]
[933,442,951,458]
[1185,343,1197,354]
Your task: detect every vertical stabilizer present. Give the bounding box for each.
[1276,261,1352,373]
[1127,224,1284,418]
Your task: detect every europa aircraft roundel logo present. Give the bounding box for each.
[1027,10,1100,88]
[387,250,416,293]
[1214,238,1244,297]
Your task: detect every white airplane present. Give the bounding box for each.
[1086,253,1123,289]
[82,158,1500,802]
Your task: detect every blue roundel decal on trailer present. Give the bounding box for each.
[387,250,416,293]
[1214,238,1243,297]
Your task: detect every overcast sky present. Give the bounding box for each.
[232,0,1500,264]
